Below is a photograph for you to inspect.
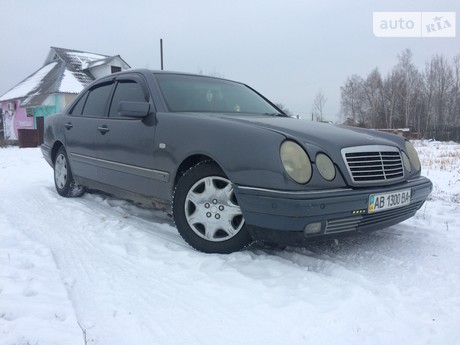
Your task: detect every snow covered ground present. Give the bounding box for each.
[1,141,459,345]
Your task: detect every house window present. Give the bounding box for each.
[111,66,122,74]
[26,108,34,117]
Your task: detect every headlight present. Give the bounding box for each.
[280,141,312,184]
[401,151,411,173]
[316,153,335,181]
[405,141,421,172]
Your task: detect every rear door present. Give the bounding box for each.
[64,80,115,181]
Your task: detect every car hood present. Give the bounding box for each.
[218,115,404,150]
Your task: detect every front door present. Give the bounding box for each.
[95,76,161,196]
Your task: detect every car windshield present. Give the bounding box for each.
[155,73,282,115]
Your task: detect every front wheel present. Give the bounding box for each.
[172,161,252,253]
[54,147,85,198]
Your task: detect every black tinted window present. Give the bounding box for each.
[155,73,279,115]
[82,82,113,117]
[69,92,88,115]
[109,81,147,117]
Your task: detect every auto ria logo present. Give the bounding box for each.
[373,12,456,37]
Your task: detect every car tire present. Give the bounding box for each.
[54,147,85,198]
[173,161,252,253]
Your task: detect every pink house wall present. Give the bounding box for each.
[1,100,34,140]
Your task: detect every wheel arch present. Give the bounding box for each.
[51,141,65,165]
[173,154,221,188]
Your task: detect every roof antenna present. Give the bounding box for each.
[160,38,164,70]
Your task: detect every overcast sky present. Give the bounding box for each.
[1,0,459,121]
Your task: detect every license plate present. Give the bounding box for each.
[368,189,411,213]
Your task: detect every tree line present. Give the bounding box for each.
[340,49,460,141]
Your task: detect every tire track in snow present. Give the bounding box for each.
[3,183,415,345]
[3,184,194,342]
[0,205,84,344]
[5,184,314,344]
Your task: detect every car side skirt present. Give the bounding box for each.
[70,153,170,182]
[75,176,172,213]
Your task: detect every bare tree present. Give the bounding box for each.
[449,54,460,128]
[363,68,384,128]
[312,90,327,121]
[340,75,366,126]
[396,49,423,128]
[382,69,405,129]
[340,49,460,140]
[424,55,454,137]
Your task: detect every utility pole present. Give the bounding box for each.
[160,39,164,70]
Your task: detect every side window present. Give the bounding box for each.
[69,92,88,115]
[81,82,114,117]
[109,80,147,117]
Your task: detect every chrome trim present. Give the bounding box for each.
[70,153,170,182]
[407,177,425,183]
[325,216,363,234]
[236,186,352,195]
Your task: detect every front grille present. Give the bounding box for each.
[342,145,404,184]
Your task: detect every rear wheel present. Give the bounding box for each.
[54,147,85,197]
[173,161,251,253]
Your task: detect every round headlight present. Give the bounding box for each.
[405,141,421,172]
[316,153,335,181]
[401,151,411,173]
[280,141,312,184]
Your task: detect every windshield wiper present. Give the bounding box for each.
[264,112,288,117]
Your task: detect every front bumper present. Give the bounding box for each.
[234,176,432,243]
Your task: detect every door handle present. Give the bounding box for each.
[64,122,73,130]
[97,125,110,134]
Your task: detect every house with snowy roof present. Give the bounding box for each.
[0,47,130,142]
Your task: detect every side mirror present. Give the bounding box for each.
[118,101,150,118]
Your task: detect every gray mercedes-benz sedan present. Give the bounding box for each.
[41,69,432,253]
